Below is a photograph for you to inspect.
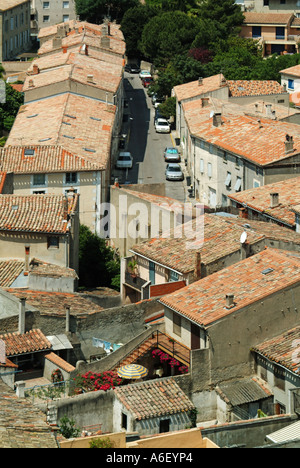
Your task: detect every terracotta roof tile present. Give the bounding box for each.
[131,214,300,274]
[243,12,294,25]
[183,99,300,165]
[0,194,78,234]
[159,248,300,327]
[280,64,300,77]
[114,377,195,420]
[4,289,104,316]
[173,74,227,102]
[0,259,24,287]
[228,176,300,227]
[252,325,300,375]
[4,93,116,170]
[0,329,52,356]
[44,352,75,372]
[227,80,285,97]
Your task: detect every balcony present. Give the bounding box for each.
[124,270,148,291]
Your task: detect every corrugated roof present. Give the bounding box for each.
[217,377,272,407]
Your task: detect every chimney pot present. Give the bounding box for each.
[213,112,222,127]
[87,74,94,83]
[32,64,39,75]
[225,294,234,309]
[19,297,26,334]
[198,77,203,86]
[285,134,294,154]
[270,192,279,208]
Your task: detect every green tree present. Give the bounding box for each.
[121,5,158,58]
[75,0,139,23]
[79,224,120,290]
[197,0,244,37]
[139,11,199,66]
[0,83,24,134]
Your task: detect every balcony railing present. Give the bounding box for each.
[124,270,148,291]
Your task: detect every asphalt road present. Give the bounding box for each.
[114,72,187,203]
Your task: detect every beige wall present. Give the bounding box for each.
[127,427,218,449]
[60,431,126,448]
[0,1,31,61]
[12,171,101,234]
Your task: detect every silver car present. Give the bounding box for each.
[165,163,184,181]
[164,147,180,162]
[115,152,133,169]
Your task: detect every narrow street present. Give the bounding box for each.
[113,72,187,203]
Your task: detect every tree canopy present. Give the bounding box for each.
[75,0,139,23]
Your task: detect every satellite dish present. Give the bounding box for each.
[240,231,247,244]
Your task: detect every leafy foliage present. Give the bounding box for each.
[75,0,139,23]
[58,416,81,439]
[89,437,115,448]
[0,83,24,134]
[79,224,120,290]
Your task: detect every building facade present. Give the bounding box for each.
[0,0,31,61]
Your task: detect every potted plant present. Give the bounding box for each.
[127,259,138,277]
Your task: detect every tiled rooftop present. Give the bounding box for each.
[159,248,300,327]
[29,258,78,278]
[0,259,24,287]
[183,99,300,165]
[280,64,300,77]
[0,329,52,356]
[4,289,104,316]
[252,325,300,376]
[114,377,195,420]
[0,0,28,10]
[131,214,300,274]
[243,12,294,25]
[227,80,285,97]
[0,379,57,448]
[4,92,116,170]
[23,52,123,94]
[45,352,75,373]
[228,176,300,227]
[173,74,227,102]
[0,194,78,234]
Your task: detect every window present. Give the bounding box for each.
[65,172,77,184]
[43,15,50,22]
[207,162,212,178]
[43,1,50,8]
[274,365,285,391]
[159,419,170,433]
[252,26,261,38]
[234,177,241,192]
[47,236,59,249]
[200,158,204,173]
[263,0,269,5]
[33,174,46,186]
[225,172,231,188]
[169,270,179,282]
[288,79,294,90]
[63,14,69,22]
[276,27,285,40]
[173,312,181,336]
[253,179,260,188]
[121,413,127,430]
[63,1,70,7]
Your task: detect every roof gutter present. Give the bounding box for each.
[129,249,187,277]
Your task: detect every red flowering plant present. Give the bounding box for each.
[151,349,188,374]
[73,370,123,394]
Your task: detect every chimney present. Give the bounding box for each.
[213,112,222,127]
[85,44,89,56]
[63,195,68,220]
[87,74,94,83]
[24,246,30,275]
[198,77,203,86]
[285,134,294,154]
[225,294,235,309]
[239,207,248,219]
[19,297,26,334]
[194,251,201,280]
[62,46,68,54]
[114,178,119,187]
[32,64,39,75]
[28,79,34,88]
[270,192,279,208]
[201,97,209,107]
[52,37,62,48]
[65,305,70,333]
[101,36,110,48]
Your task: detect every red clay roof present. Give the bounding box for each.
[228,176,300,227]
[252,325,300,376]
[45,352,75,373]
[0,329,52,356]
[159,249,300,327]
[114,377,195,420]
[243,12,294,25]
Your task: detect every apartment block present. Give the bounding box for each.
[0,0,31,61]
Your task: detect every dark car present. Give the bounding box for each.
[125,63,140,73]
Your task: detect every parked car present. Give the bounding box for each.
[142,77,153,88]
[164,147,180,162]
[125,63,140,73]
[139,70,152,79]
[165,163,184,181]
[154,108,164,123]
[152,94,165,108]
[116,152,133,169]
[155,118,170,133]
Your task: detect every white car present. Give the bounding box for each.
[115,152,133,169]
[139,69,152,79]
[155,118,170,133]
